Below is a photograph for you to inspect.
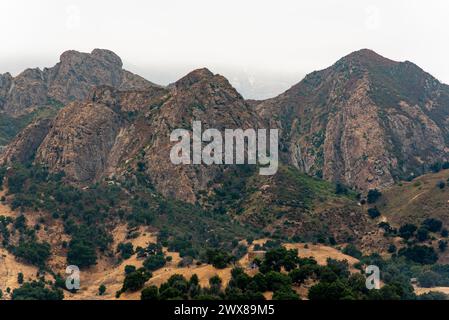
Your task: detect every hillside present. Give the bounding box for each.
[378,168,449,226]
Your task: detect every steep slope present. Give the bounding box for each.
[256,49,449,191]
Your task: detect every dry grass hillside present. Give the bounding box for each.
[378,169,449,226]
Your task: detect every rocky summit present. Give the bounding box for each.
[0,49,156,116]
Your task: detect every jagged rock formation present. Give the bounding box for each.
[0,49,156,116]
[256,49,449,191]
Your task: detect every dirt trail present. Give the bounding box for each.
[410,192,424,202]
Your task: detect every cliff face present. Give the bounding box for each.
[0,49,156,116]
[33,86,169,184]
[0,118,53,164]
[256,49,449,191]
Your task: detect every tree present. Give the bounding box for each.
[124,265,136,275]
[209,275,222,288]
[259,248,299,273]
[387,244,397,254]
[18,272,24,285]
[326,259,350,279]
[14,241,51,267]
[418,271,442,288]
[117,242,134,260]
[422,218,443,233]
[399,224,417,240]
[11,281,63,300]
[342,244,362,259]
[416,227,429,242]
[367,189,382,204]
[289,268,311,285]
[439,240,448,252]
[272,286,300,300]
[398,245,438,265]
[205,249,233,269]
[335,182,349,195]
[98,284,106,296]
[67,239,97,268]
[122,268,152,292]
[442,229,449,238]
[265,271,292,291]
[143,254,166,271]
[141,285,159,300]
[367,208,381,219]
[308,280,353,300]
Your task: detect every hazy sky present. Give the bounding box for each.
[1,0,449,99]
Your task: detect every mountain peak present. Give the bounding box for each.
[91,49,123,67]
[59,49,123,68]
[175,68,215,88]
[338,48,398,67]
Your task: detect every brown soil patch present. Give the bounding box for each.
[0,248,39,300]
[284,243,359,267]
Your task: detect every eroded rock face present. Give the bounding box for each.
[0,49,157,115]
[256,49,449,191]
[0,118,53,164]
[0,73,13,109]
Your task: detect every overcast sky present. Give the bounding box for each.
[1,0,448,99]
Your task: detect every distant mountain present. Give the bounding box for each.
[256,49,449,191]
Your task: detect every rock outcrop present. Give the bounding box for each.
[0,118,53,164]
[0,49,157,116]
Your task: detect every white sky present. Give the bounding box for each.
[1,0,449,99]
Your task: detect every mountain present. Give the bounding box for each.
[256,49,449,191]
[0,49,156,116]
[2,67,261,203]
[0,49,157,147]
[3,48,449,234]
